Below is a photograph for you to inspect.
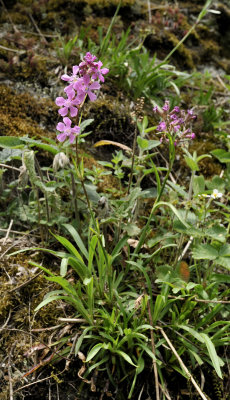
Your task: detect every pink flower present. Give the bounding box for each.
[83,52,97,64]
[186,132,196,139]
[61,65,79,83]
[157,121,167,131]
[56,117,80,144]
[173,125,181,132]
[173,106,180,113]
[162,100,170,112]
[81,74,101,101]
[55,89,80,117]
[91,61,109,82]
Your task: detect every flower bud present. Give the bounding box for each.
[53,152,70,172]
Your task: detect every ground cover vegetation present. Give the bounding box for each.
[0,0,230,399]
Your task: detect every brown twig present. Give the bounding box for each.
[14,370,65,393]
[0,163,21,171]
[20,30,59,37]
[58,317,96,323]
[8,271,43,293]
[0,44,25,54]
[157,327,208,400]
[0,0,19,33]
[8,343,16,400]
[0,310,11,331]
[27,12,48,45]
[32,324,63,332]
[3,219,14,246]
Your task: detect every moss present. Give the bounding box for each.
[167,31,195,69]
[84,94,135,147]
[190,139,222,178]
[199,38,220,60]
[0,84,56,139]
[73,0,135,5]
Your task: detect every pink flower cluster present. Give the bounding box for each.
[153,100,196,145]
[55,52,109,143]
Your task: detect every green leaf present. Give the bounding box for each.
[211,273,230,283]
[193,175,205,196]
[184,156,199,171]
[123,223,141,236]
[146,140,161,150]
[86,343,105,362]
[0,136,24,148]
[218,243,230,257]
[215,257,230,271]
[206,225,227,243]
[137,136,149,150]
[60,257,68,277]
[138,343,157,362]
[211,149,230,163]
[62,224,89,260]
[153,295,165,324]
[28,261,55,277]
[178,325,205,343]
[52,233,84,262]
[35,294,69,311]
[67,256,90,280]
[114,350,137,367]
[192,244,218,260]
[88,235,98,273]
[21,137,59,154]
[200,333,223,379]
[75,327,93,356]
[0,148,22,162]
[156,202,189,228]
[111,235,128,259]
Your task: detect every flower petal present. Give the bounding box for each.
[69,133,75,144]
[63,117,72,127]
[57,132,67,142]
[58,107,68,117]
[72,65,79,75]
[67,89,76,100]
[70,106,78,117]
[88,91,97,101]
[61,74,70,81]
[101,67,109,75]
[90,81,100,90]
[72,126,81,134]
[55,97,65,106]
[56,122,65,131]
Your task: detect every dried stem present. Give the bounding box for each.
[158,327,208,400]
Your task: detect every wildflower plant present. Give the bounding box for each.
[55,52,109,145]
[4,2,230,396]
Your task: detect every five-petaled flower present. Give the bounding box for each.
[56,117,80,144]
[198,189,223,200]
[211,189,223,199]
[56,89,80,117]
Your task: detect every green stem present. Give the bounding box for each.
[150,0,213,73]
[132,139,175,257]
[127,124,137,195]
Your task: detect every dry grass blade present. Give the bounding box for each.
[93,140,132,152]
[157,327,209,400]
